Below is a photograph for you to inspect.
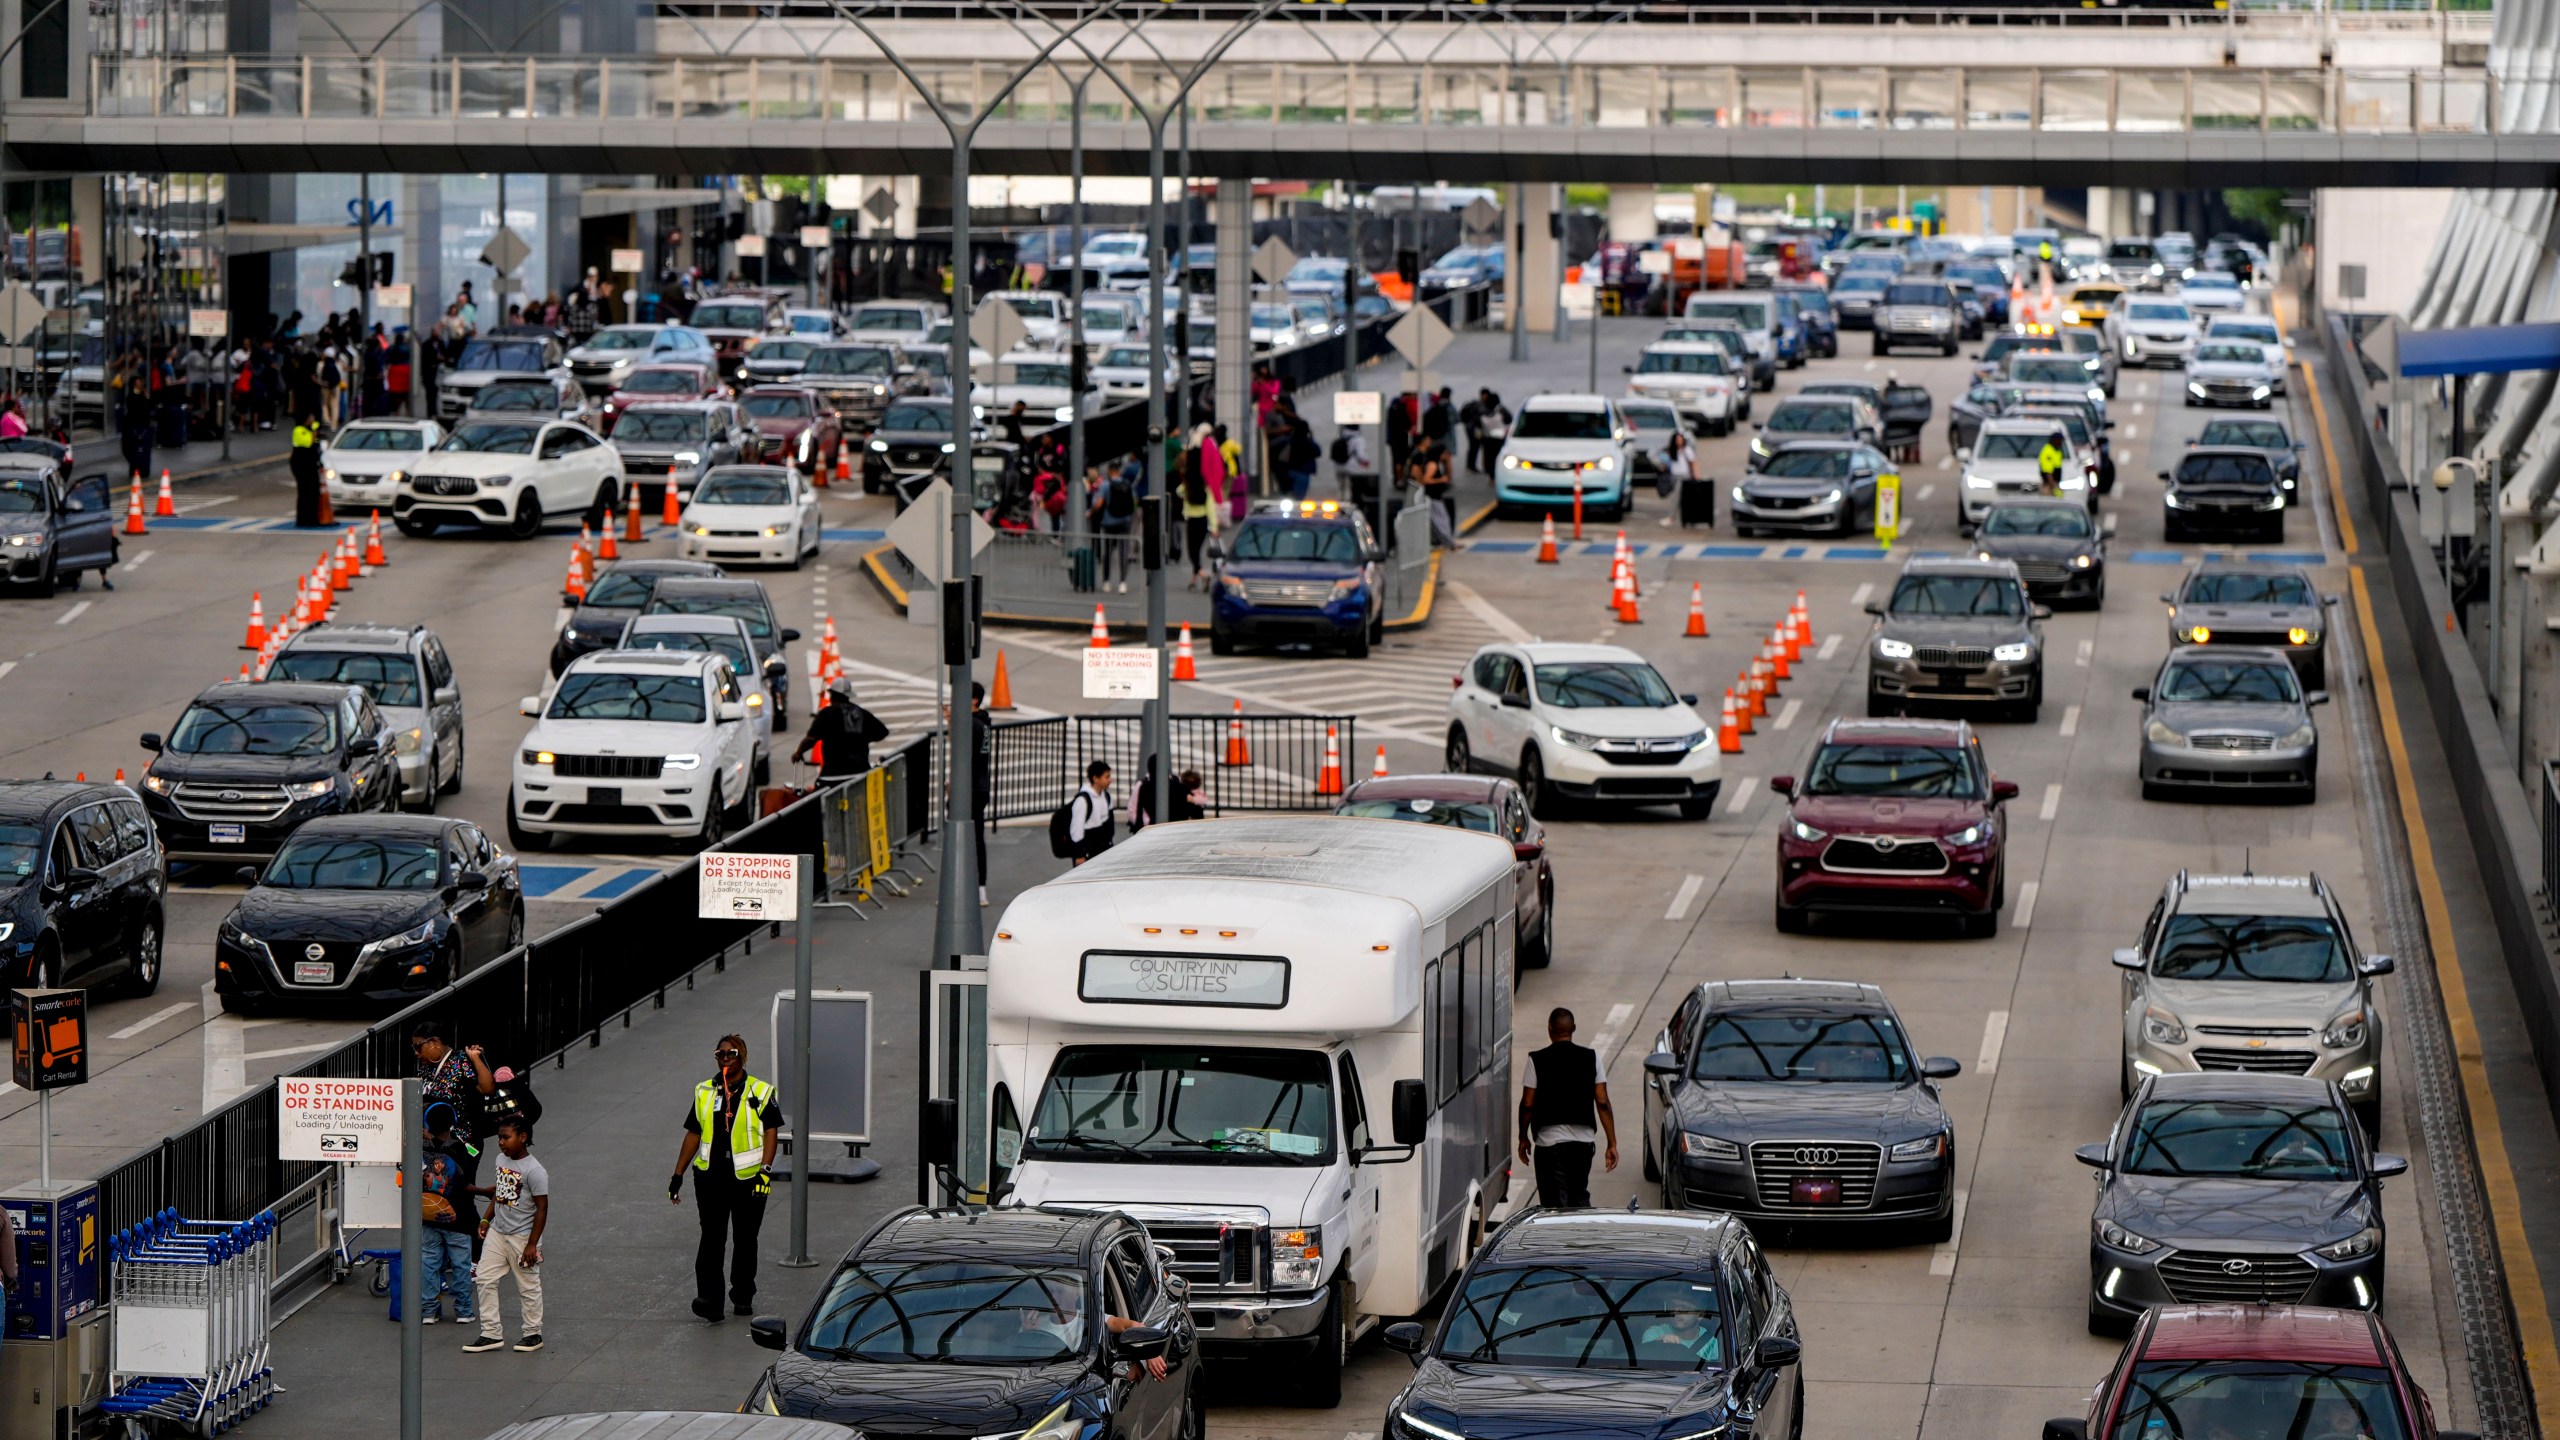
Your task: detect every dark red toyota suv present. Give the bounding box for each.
[1770,717,2016,938]
[2045,1305,2469,1440]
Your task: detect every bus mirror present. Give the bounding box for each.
[1390,1079,1429,1147]
[920,1097,959,1173]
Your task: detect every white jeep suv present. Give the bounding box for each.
[1446,642,1721,819]
[509,649,759,851]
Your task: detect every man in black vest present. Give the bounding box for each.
[1517,1007,1616,1208]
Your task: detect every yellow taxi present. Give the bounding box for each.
[2058,283,2125,328]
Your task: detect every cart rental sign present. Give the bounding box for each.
[277,1077,405,1163]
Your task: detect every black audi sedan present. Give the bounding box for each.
[745,1206,1198,1439]
[0,779,166,994]
[548,558,728,677]
[138,682,405,863]
[1384,1210,1801,1440]
[213,815,522,1015]
[1641,979,1962,1239]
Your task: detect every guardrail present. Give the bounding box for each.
[89,54,2499,136]
[989,713,1358,822]
[2542,761,2560,918]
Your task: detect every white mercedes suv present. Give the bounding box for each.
[508,649,759,851]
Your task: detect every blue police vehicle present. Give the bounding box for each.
[1209,498,1385,659]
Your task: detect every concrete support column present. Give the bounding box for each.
[2087,188,2113,239]
[1606,187,1658,244]
[1214,177,1252,486]
[1521,182,1560,336]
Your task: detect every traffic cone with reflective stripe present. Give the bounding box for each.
[564,539,589,602]
[1615,565,1642,625]
[332,530,355,591]
[1222,699,1251,767]
[577,521,595,570]
[1536,513,1559,564]
[1371,744,1390,780]
[124,475,147,535]
[989,649,1017,711]
[1685,583,1709,638]
[1718,692,1743,753]
[662,479,683,527]
[240,593,267,650]
[1770,629,1792,681]
[1173,623,1198,681]
[153,468,176,517]
[1746,661,1769,718]
[624,487,648,546]
[365,511,389,567]
[834,451,851,487]
[1734,675,1756,734]
[1315,725,1345,797]
[1088,604,1110,649]
[114,768,125,784]
[597,509,620,562]
[1606,554,1628,610]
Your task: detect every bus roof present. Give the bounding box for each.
[1057,817,1510,917]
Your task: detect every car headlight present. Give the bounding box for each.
[1330,576,1364,599]
[2179,625,2211,644]
[1679,1132,1742,1162]
[999,1400,1087,1440]
[683,521,711,536]
[2165,490,2195,510]
[1963,472,1992,489]
[673,450,702,467]
[361,919,439,958]
[1682,730,1712,752]
[0,922,12,943]
[2,533,40,547]
[1876,638,1914,659]
[2322,1009,2368,1049]
[1218,574,1247,597]
[1501,453,1521,470]
[395,727,423,756]
[1395,1412,1468,1440]
[1750,437,1771,459]
[1992,641,2032,663]
[663,753,702,771]
[285,778,337,800]
[483,473,515,487]
[2142,1006,2187,1045]
[2072,553,2095,569]
[2287,627,2317,646]
[323,466,339,483]
[1946,820,1992,847]
[871,383,887,395]
[141,773,173,794]
[1594,455,1618,473]
[1549,726,1601,751]
[2315,1226,2381,1261]
[1053,405,1074,422]
[1889,1133,1949,1162]
[2096,1217,2161,1254]
[1790,819,1828,843]
[869,438,889,452]
[522,749,556,765]
[1818,487,1844,506]
[2251,386,2271,401]
[1731,486,1749,505]
[386,469,408,488]
[1272,1226,1323,1289]
[2061,309,2082,325]
[220,922,269,958]
[2145,719,2186,746]
[2187,382,2207,397]
[940,442,956,454]
[797,430,815,459]
[2280,724,2317,748]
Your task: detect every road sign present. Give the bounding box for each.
[699,851,802,921]
[373,284,411,311]
[0,282,46,343]
[1638,249,1673,276]
[864,187,899,224]
[185,308,229,340]
[1083,647,1161,700]
[277,1076,403,1162]
[480,225,530,276]
[1460,197,1503,245]
[883,478,997,588]
[1333,390,1381,426]
[969,298,1033,358]
[1873,471,1902,547]
[1386,304,1453,369]
[737,235,768,259]
[1561,283,1595,320]
[1669,237,1704,261]
[610,247,644,273]
[800,225,832,251]
[10,989,84,1091]
[1252,235,1298,285]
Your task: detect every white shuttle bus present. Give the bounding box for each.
[982,816,1518,1405]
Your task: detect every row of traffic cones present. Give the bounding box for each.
[1715,590,1815,754]
[234,513,399,681]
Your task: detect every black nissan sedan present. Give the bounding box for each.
[1384,1210,1802,1440]
[745,1206,1199,1440]
[137,682,404,862]
[213,815,523,1015]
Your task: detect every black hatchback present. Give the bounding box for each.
[746,1206,1199,1440]
[137,682,405,862]
[0,780,167,994]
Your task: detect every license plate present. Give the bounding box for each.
[589,786,622,807]
[1930,670,1971,693]
[209,823,245,844]
[293,961,333,985]
[1791,1176,1842,1206]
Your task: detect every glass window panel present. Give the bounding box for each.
[2039,71,2109,132]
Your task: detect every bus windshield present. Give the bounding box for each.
[1024,1046,1334,1166]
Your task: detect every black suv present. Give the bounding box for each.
[137,682,405,862]
[549,558,728,676]
[746,1206,1199,1437]
[0,779,166,994]
[864,397,973,498]
[2160,447,2286,542]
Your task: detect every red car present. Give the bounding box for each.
[2045,1306,2466,1440]
[602,363,723,433]
[736,385,843,478]
[1334,772,1555,974]
[1769,716,2016,937]
[688,292,785,381]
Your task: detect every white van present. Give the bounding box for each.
[982,817,1518,1405]
[1681,293,1778,391]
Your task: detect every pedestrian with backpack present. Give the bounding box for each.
[1049,761,1115,866]
[417,1102,480,1326]
[1091,461,1138,593]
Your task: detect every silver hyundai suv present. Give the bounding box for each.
[2114,870,2390,1132]
[265,623,467,807]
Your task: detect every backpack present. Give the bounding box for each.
[1329,433,1351,466]
[1048,798,1079,858]
[480,1067,543,1136]
[1104,477,1136,519]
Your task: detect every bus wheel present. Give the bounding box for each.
[1296,1282,1345,1409]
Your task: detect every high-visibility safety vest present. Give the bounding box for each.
[692,1074,776,1178]
[291,423,316,450]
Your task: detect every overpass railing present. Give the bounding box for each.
[91,54,2500,136]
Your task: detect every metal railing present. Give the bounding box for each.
[2542,760,2560,914]
[656,1,2487,24]
[989,713,1358,822]
[90,53,2500,136]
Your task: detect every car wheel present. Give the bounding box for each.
[1913,1202,1956,1245]
[1345,623,1370,660]
[394,513,437,538]
[1775,898,1809,934]
[1520,748,1556,819]
[505,490,545,540]
[1866,687,1896,718]
[1643,1129,1662,1183]
[31,555,54,593]
[1445,725,1473,775]
[411,757,438,813]
[2140,778,2170,802]
[1943,341,1959,357]
[123,910,163,998]
[1678,795,1712,821]
[1208,627,1234,657]
[2088,1300,2131,1338]
[1871,338,1887,357]
[1297,1282,1346,1408]
[584,481,618,530]
[505,791,549,853]
[439,735,465,796]
[1962,903,1999,940]
[697,780,729,852]
[1525,888,1554,969]
[2353,1096,2380,1137]
[27,937,57,989]
[218,988,269,1017]
[1180,1384,1207,1440]
[1788,1370,1806,1440]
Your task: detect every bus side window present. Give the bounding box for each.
[1464,928,1492,1082]
[1430,956,1461,1105]
[990,1085,1022,1197]
[1338,1053,1372,1153]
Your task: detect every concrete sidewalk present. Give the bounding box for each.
[246,823,1055,1437]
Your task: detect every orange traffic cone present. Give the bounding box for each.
[1371,744,1390,780]
[1718,692,1743,753]
[1795,589,1811,634]
[114,768,125,784]
[1615,567,1641,625]
[238,662,251,682]
[1770,630,1791,681]
[1607,555,1629,610]
[1173,623,1198,681]
[1735,678,1757,734]
[1746,662,1769,718]
[1088,604,1110,649]
[834,452,851,487]
[124,475,147,535]
[624,487,648,546]
[1536,513,1559,564]
[153,468,176,517]
[1685,583,1708,638]
[1222,699,1252,767]
[72,773,82,783]
[812,449,831,490]
[1571,481,1586,541]
[365,511,389,567]
[598,512,620,562]
[240,593,267,650]
[317,478,334,527]
[988,649,1017,711]
[564,540,589,602]
[577,520,594,566]
[1315,725,1345,796]
[332,531,355,591]
[662,479,683,527]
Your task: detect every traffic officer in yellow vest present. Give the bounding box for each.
[290,413,325,527]
[669,1032,783,1323]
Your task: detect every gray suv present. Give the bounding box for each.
[2134,646,2323,802]
[1872,280,1962,357]
[2162,562,2333,687]
[266,623,467,807]
[0,458,116,593]
[1865,558,2048,722]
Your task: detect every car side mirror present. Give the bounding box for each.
[2156,470,2171,481]
[2307,691,2331,707]
[2131,687,2151,702]
[2371,1153,2409,1179]
[1114,1325,1172,1362]
[1621,365,1635,375]
[2112,947,2145,970]
[519,696,542,717]
[1390,1077,1429,1147]
[1498,692,1529,710]
[1921,1056,1962,1080]
[2324,593,2342,606]
[718,701,746,723]
[49,865,99,893]
[1644,1051,1681,1078]
[1768,776,1794,798]
[2360,953,2396,976]
[749,1316,789,1351]
[782,627,803,643]
[139,732,162,752]
[1750,1336,1802,1371]
[2030,605,2053,621]
[1862,602,1882,616]
[434,686,461,705]
[1991,779,2019,804]
[346,735,381,758]
[453,868,491,890]
[1512,841,1544,862]
[2073,1143,2112,1170]
[2042,1421,2090,1440]
[1384,1321,1428,1359]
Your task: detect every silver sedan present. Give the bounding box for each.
[2134,646,2323,802]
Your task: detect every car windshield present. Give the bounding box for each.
[1981,506,2090,538]
[1947,266,2005,287]
[1688,302,1767,328]
[786,315,833,334]
[621,369,700,394]
[1439,1266,1729,1371]
[1025,1046,1333,1165]
[1620,405,1679,434]
[1007,363,1070,388]
[1768,403,1854,434]
[2118,1362,2411,1440]
[2215,321,2281,342]
[1532,661,1676,708]
[692,303,767,330]
[2153,911,2350,983]
[1512,409,1614,441]
[1103,347,1148,368]
[441,423,538,455]
[882,403,949,432]
[582,571,667,609]
[471,382,556,412]
[2196,344,2265,364]
[648,591,774,638]
[1289,258,1346,282]
[1002,296,1058,319]
[583,330,650,351]
[2119,1098,2357,1181]
[2199,421,2290,450]
[695,472,793,506]
[2182,572,2315,606]
[1832,275,1890,297]
[1691,1009,1912,1082]
[268,652,424,707]
[263,834,442,890]
[2070,289,2123,307]
[0,476,46,513]
[615,411,709,444]
[2187,278,2242,294]
[2012,358,2088,386]
[625,628,752,672]
[803,347,894,377]
[2129,302,2192,322]
[546,672,706,723]
[1889,574,2025,616]
[1230,522,1361,564]
[2179,456,2277,486]
[803,1262,1091,1365]
[2108,243,2157,262]
[2021,411,2091,446]
[850,307,925,332]
[753,340,816,363]
[1800,742,1977,798]
[1976,431,2057,461]
[1639,351,1729,376]
[2158,659,2303,704]
[333,426,426,452]
[741,393,811,419]
[168,702,338,755]
[1759,449,1853,480]
[1784,289,1834,315]
[453,340,545,372]
[0,822,36,879]
[1884,284,1950,306]
[1337,796,1502,832]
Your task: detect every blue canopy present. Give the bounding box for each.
[2399,322,2560,378]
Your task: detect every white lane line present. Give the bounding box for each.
[1936,455,1953,471]
[2013,880,2040,930]
[2120,424,2138,440]
[107,1001,194,1041]
[0,1081,17,1098]
[1773,697,1803,730]
[1590,1002,1638,1064]
[1448,581,1537,644]
[1917,484,1936,502]
[202,1015,246,1114]
[0,662,14,683]
[1863,359,1877,372]
[119,548,154,571]
[173,495,236,514]
[2131,401,2146,415]
[1929,1189,1970,1276]
[2077,638,2094,667]
[1817,633,1841,660]
[1725,778,1757,817]
[1978,1011,2011,1074]
[2059,704,2081,737]
[2040,783,2063,821]
[1850,582,1874,608]
[243,1039,349,1064]
[1666,874,1705,922]
[54,600,90,626]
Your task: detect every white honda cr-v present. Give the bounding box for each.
[1445,642,1722,819]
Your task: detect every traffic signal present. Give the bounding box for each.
[1396,249,1420,285]
[371,251,394,286]
[336,256,364,288]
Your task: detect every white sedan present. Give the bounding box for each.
[1089,343,1184,400]
[393,418,625,540]
[323,418,444,512]
[676,464,823,569]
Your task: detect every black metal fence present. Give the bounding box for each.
[988,713,1357,823]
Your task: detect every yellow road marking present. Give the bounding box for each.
[2299,358,2361,556]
